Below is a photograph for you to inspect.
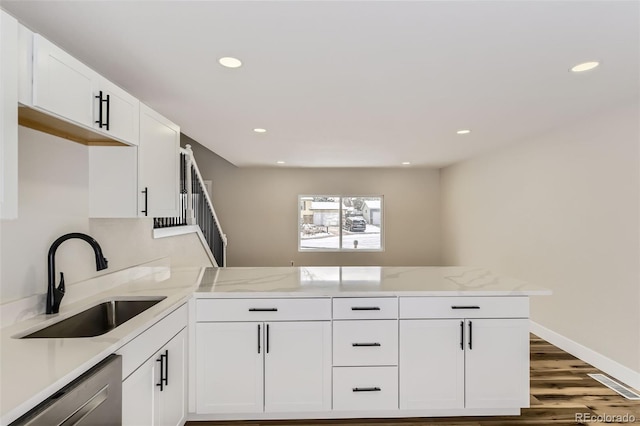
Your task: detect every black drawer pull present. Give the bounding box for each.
[353,387,381,392]
[352,343,381,347]
[248,308,278,312]
[351,307,380,311]
[451,306,480,309]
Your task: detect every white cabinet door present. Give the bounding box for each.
[88,145,138,217]
[196,322,264,414]
[93,76,140,145]
[264,321,331,412]
[465,318,529,409]
[0,11,18,219]
[138,103,180,218]
[157,329,187,426]
[399,319,464,409]
[122,356,156,426]
[32,34,95,127]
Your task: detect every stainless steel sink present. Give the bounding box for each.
[20,297,166,338]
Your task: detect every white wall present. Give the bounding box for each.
[0,127,92,303]
[441,102,640,378]
[185,136,441,267]
[88,218,211,271]
[0,126,210,306]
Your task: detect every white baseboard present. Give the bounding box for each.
[530,320,640,390]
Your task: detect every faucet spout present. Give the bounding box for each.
[46,233,109,314]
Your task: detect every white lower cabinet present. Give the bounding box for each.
[119,304,187,426]
[464,318,530,409]
[196,320,331,414]
[122,352,155,425]
[399,319,464,409]
[399,318,529,410]
[192,296,531,420]
[333,366,398,411]
[123,328,187,426]
[195,322,264,413]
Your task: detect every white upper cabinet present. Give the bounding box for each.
[138,103,180,218]
[31,34,139,146]
[32,34,95,128]
[1,11,19,219]
[89,104,180,219]
[88,145,138,218]
[93,76,140,145]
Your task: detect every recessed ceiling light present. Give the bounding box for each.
[456,129,471,135]
[253,128,267,133]
[402,162,411,165]
[570,61,600,72]
[219,57,242,68]
[276,160,285,165]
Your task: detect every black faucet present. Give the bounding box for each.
[47,233,109,314]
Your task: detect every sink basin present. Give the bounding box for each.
[20,297,167,338]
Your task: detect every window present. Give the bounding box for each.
[298,196,383,251]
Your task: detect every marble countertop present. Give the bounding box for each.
[195,266,551,297]
[0,265,203,425]
[1,264,549,424]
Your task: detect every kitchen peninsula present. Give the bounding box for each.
[191,266,550,421]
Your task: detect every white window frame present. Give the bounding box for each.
[297,195,384,252]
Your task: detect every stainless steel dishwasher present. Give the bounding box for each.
[10,354,122,426]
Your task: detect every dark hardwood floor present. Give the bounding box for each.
[188,334,640,425]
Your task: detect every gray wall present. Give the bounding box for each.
[440,102,640,376]
[183,135,441,267]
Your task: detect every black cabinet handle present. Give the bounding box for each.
[351,307,380,311]
[248,308,278,312]
[95,91,103,128]
[460,320,464,350]
[352,387,381,392]
[163,349,169,386]
[468,321,473,350]
[257,324,261,354]
[352,343,381,347]
[94,91,109,130]
[141,187,148,216]
[266,324,270,354]
[105,93,110,131]
[156,353,166,391]
[451,306,480,310]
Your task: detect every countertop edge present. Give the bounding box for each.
[0,291,193,425]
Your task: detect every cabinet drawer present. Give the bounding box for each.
[333,297,398,319]
[196,298,331,321]
[333,366,398,411]
[333,320,398,366]
[400,296,529,319]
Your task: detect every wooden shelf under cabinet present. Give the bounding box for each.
[18,106,127,146]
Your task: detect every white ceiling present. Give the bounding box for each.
[2,1,638,168]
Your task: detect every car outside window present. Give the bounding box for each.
[298,196,383,251]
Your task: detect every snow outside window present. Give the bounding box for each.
[298,196,383,251]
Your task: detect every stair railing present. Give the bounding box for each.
[154,144,227,267]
